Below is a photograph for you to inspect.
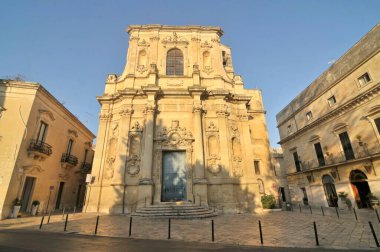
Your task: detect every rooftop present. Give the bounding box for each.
[126,24,223,36]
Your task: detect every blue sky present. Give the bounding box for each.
[1,1,379,146]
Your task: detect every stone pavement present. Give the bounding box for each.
[0,209,379,250]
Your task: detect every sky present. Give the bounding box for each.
[1,1,379,146]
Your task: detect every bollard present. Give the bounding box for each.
[94,216,100,235]
[313,222,319,246]
[309,205,312,214]
[211,219,215,242]
[73,206,76,216]
[47,211,51,224]
[353,208,358,221]
[321,206,324,216]
[368,221,380,248]
[299,204,301,213]
[335,207,340,219]
[128,217,133,237]
[258,220,263,245]
[39,215,45,230]
[376,209,380,223]
[62,207,65,220]
[64,214,69,231]
[168,218,171,239]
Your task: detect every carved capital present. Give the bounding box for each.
[119,107,133,117]
[237,114,249,121]
[99,112,113,121]
[216,110,229,118]
[193,105,203,114]
[145,105,156,114]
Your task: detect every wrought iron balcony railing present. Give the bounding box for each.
[80,162,92,174]
[61,153,78,166]
[28,139,52,156]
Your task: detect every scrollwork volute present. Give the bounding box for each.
[156,120,194,149]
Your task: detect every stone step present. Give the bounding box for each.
[132,203,217,219]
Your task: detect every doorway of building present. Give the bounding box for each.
[322,175,338,207]
[55,182,65,209]
[20,177,36,212]
[350,170,371,208]
[162,151,187,202]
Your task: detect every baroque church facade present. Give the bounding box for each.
[85,25,277,214]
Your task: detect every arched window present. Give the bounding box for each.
[166,48,183,76]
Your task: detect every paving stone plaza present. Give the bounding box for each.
[1,209,379,250]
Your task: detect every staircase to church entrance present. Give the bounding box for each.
[132,202,217,219]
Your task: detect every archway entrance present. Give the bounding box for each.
[322,175,338,207]
[350,170,371,208]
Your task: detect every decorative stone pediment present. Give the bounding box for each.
[23,165,44,174]
[38,109,55,123]
[68,129,78,138]
[58,173,70,181]
[155,120,194,148]
[162,32,189,45]
[138,39,150,47]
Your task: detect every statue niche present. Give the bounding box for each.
[232,136,243,177]
[126,121,143,176]
[104,137,117,180]
[206,121,221,175]
[136,50,148,74]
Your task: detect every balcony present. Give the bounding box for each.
[80,162,92,174]
[61,153,78,169]
[27,139,52,160]
[298,145,380,172]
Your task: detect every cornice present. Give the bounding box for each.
[279,82,380,145]
[127,24,223,37]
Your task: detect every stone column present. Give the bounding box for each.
[113,106,133,185]
[138,85,160,207]
[216,108,231,177]
[189,86,208,206]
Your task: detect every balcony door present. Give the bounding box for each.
[339,132,355,160]
[20,177,36,212]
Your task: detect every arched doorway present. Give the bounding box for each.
[350,170,371,208]
[322,175,338,207]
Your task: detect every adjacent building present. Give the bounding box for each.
[270,147,290,206]
[276,24,380,208]
[0,79,95,219]
[85,25,277,214]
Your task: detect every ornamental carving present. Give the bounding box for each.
[22,165,44,174]
[203,66,213,74]
[136,65,148,74]
[155,120,194,148]
[232,137,243,177]
[206,121,218,132]
[106,74,117,83]
[162,32,189,45]
[68,129,78,138]
[104,137,117,180]
[38,109,55,122]
[126,155,140,176]
[138,39,150,47]
[126,129,142,176]
[201,40,213,48]
[99,112,112,121]
[119,107,133,117]
[130,121,143,132]
[230,124,240,137]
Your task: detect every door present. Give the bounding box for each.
[162,151,187,202]
[55,182,65,209]
[21,177,36,211]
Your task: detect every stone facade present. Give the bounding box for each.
[85,25,277,214]
[0,80,95,219]
[276,24,380,208]
[270,147,290,206]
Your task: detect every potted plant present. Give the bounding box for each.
[31,200,40,215]
[366,193,380,208]
[12,198,21,218]
[338,192,352,210]
[261,194,276,209]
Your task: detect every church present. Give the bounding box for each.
[85,25,277,215]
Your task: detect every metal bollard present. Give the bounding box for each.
[368,221,380,247]
[73,206,76,216]
[321,206,324,216]
[353,208,358,221]
[94,216,100,235]
[62,207,66,220]
[258,220,263,245]
[313,222,319,246]
[128,217,132,237]
[47,211,51,224]
[376,209,380,223]
[299,204,301,213]
[211,219,215,242]
[335,207,340,219]
[168,218,171,239]
[309,205,312,214]
[64,214,69,231]
[39,215,45,230]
